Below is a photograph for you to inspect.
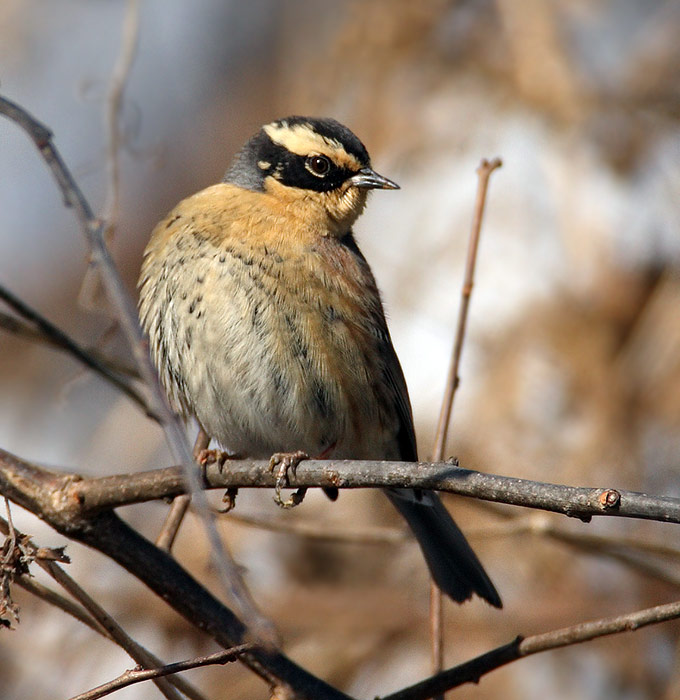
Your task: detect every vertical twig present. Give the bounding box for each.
[156,426,210,551]
[429,158,503,692]
[102,0,140,229]
[79,0,140,312]
[432,158,503,458]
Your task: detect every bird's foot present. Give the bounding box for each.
[197,450,241,511]
[269,450,309,509]
[197,449,240,472]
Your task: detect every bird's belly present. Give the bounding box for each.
[190,319,347,458]
[161,254,389,459]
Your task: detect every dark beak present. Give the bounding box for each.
[349,167,400,190]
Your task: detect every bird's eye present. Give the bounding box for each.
[306,155,331,177]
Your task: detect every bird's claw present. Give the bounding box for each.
[219,486,239,513]
[197,450,241,509]
[198,448,242,471]
[269,451,309,509]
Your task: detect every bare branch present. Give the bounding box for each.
[103,0,140,227]
[462,499,680,588]
[79,0,140,311]
[13,450,674,525]
[432,157,503,459]
[15,574,109,637]
[68,644,255,700]
[380,600,680,700]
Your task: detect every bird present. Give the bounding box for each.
[138,116,501,607]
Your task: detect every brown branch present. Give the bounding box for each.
[0,311,55,344]
[16,450,676,525]
[380,600,680,700]
[103,0,140,227]
[0,310,138,377]
[16,575,102,634]
[0,92,273,644]
[524,517,680,589]
[429,156,502,693]
[0,283,149,413]
[43,561,196,700]
[68,644,254,700]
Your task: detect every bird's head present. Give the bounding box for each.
[224,116,399,235]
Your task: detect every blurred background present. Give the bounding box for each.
[1,1,680,698]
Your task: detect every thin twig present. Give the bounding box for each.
[68,644,255,700]
[531,518,680,589]
[0,311,53,344]
[432,157,503,459]
[0,310,132,374]
[0,93,275,644]
[429,157,502,692]
[103,0,140,228]
[0,283,150,413]
[16,575,106,636]
[43,562,187,700]
[429,581,443,696]
[79,0,140,312]
[156,426,209,551]
[380,600,680,700]
[0,309,139,377]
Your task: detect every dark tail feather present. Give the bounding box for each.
[385,488,502,608]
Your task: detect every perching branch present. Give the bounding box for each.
[0,447,354,700]
[2,448,673,525]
